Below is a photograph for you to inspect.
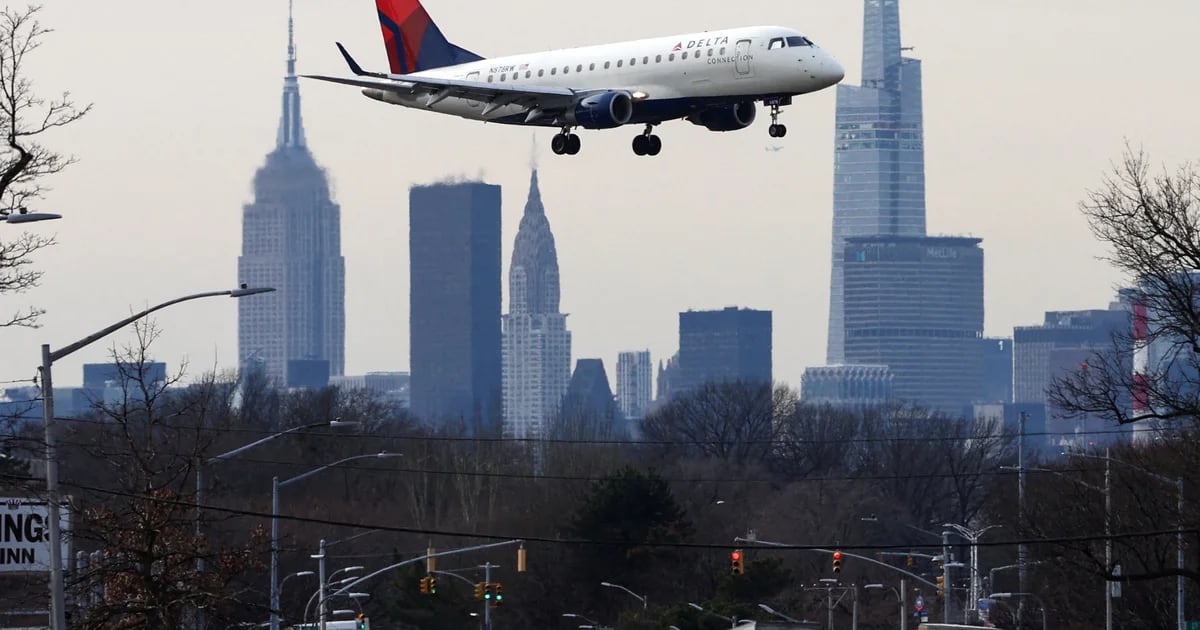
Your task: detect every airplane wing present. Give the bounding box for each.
[303,43,579,121]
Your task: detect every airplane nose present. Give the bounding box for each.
[824,55,845,86]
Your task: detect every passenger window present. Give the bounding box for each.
[488,75,494,82]
[769,38,785,50]
[577,64,583,72]
[589,63,595,71]
[630,58,636,65]
[682,51,688,59]
[707,49,713,57]
[669,53,675,61]
[656,54,662,63]
[551,67,557,75]
[525,70,531,78]
[563,65,569,73]
[499,74,505,82]
[720,47,726,55]
[511,73,518,80]
[617,59,623,67]
[643,56,649,64]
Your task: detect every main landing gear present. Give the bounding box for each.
[632,124,662,156]
[767,101,788,138]
[551,129,581,155]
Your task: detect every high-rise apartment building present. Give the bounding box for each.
[238,9,345,385]
[827,0,926,363]
[615,350,652,421]
[678,307,772,393]
[1013,308,1128,405]
[842,236,983,412]
[502,171,571,440]
[409,181,502,431]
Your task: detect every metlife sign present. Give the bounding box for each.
[1,497,70,573]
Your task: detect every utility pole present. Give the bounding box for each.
[851,584,859,630]
[900,579,907,630]
[482,561,494,630]
[317,539,328,630]
[1017,410,1027,630]
[827,585,834,630]
[942,531,951,624]
[1105,449,1112,630]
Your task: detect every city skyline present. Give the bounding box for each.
[6,0,1198,389]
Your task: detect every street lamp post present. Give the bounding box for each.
[942,523,1003,616]
[599,581,647,609]
[562,613,600,626]
[865,583,906,630]
[271,454,402,630]
[39,286,274,630]
[757,603,802,624]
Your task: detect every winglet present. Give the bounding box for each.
[336,42,371,76]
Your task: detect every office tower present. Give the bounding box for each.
[558,359,619,439]
[842,236,983,412]
[827,0,926,363]
[677,307,772,393]
[238,8,345,385]
[409,180,502,431]
[980,337,1014,404]
[83,362,167,390]
[615,350,652,421]
[1013,308,1129,405]
[801,364,893,407]
[654,353,681,407]
[502,170,572,440]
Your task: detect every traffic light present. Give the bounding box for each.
[355,613,367,630]
[731,549,745,575]
[491,582,504,608]
[832,550,843,573]
[474,582,486,600]
[936,575,945,598]
[483,582,494,602]
[427,575,438,594]
[905,554,914,567]
[517,545,527,572]
[419,576,430,594]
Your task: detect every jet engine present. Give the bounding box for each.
[567,91,634,129]
[689,102,757,132]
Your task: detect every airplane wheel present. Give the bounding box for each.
[551,134,568,155]
[777,124,788,138]
[565,134,581,155]
[632,135,648,156]
[646,135,662,156]
[768,124,779,138]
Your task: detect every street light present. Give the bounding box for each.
[864,584,906,630]
[942,523,1003,615]
[0,208,61,223]
[600,580,647,609]
[689,602,737,629]
[989,592,1047,630]
[562,613,599,626]
[196,418,358,630]
[272,455,402,630]
[757,603,801,624]
[39,286,274,630]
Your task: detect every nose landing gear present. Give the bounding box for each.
[632,124,662,156]
[767,101,788,138]
[551,128,581,155]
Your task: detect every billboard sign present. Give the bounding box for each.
[1,497,70,573]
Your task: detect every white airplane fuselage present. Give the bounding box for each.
[361,25,844,126]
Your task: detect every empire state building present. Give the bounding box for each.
[238,6,345,385]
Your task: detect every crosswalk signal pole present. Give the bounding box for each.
[483,562,493,630]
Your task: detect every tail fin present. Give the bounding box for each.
[376,0,484,74]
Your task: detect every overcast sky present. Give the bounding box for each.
[3,0,1198,389]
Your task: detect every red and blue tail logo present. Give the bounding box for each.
[376,0,483,74]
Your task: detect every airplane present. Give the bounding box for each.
[303,0,845,157]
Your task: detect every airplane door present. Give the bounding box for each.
[465,71,480,107]
[735,39,753,77]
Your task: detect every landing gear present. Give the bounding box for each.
[632,125,662,156]
[551,129,581,155]
[767,101,787,138]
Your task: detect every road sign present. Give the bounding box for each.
[1,498,71,574]
[914,595,925,611]
[1185,622,1200,630]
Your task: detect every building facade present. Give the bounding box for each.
[238,11,345,385]
[827,0,926,364]
[615,350,653,421]
[1012,308,1128,404]
[502,170,572,441]
[558,359,619,439]
[409,181,502,432]
[842,236,983,412]
[678,307,772,393]
[801,364,893,407]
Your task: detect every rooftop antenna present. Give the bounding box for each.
[287,0,297,76]
[530,132,539,171]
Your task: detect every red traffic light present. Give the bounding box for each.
[832,551,843,560]
[731,551,742,561]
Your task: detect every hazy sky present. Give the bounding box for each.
[3,0,1198,389]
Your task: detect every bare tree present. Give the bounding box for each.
[641,381,790,464]
[0,4,90,327]
[1050,146,1200,429]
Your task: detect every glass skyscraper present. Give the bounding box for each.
[826,0,926,364]
[409,181,502,432]
[677,307,772,393]
[238,9,345,385]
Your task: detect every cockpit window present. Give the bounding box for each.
[786,36,815,47]
[768,37,785,50]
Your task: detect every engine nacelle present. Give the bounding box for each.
[689,102,757,132]
[567,91,634,129]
